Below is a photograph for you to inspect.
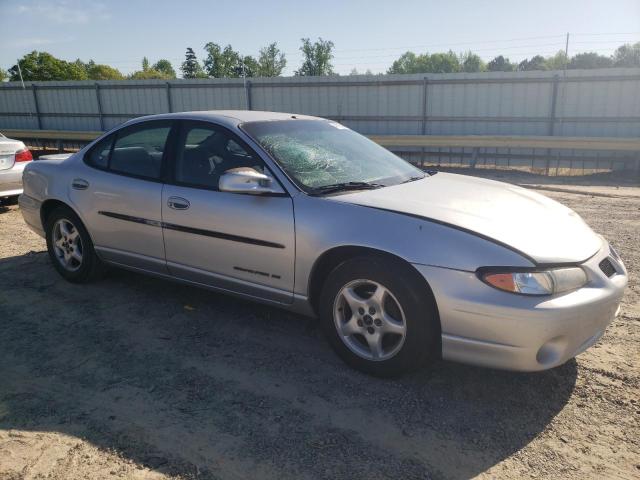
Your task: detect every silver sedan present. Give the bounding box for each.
[19,111,628,376]
[0,132,32,199]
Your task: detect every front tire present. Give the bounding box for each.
[45,206,105,283]
[319,256,440,377]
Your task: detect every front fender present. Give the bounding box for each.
[293,194,533,296]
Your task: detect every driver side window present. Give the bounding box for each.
[175,122,264,190]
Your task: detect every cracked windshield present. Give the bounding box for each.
[242,119,424,191]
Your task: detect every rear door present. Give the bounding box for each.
[161,121,295,303]
[69,120,175,273]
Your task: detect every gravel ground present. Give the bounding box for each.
[0,177,638,480]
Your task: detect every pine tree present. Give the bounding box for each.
[181,47,205,79]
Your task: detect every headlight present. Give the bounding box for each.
[479,267,587,296]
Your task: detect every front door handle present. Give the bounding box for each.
[167,196,190,210]
[71,178,89,190]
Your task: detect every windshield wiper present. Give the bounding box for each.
[309,181,385,195]
[401,175,425,184]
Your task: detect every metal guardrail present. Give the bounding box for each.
[5,129,640,152]
[3,129,101,141]
[370,135,640,152]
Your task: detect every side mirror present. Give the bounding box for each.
[218,168,284,195]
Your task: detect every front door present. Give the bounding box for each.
[161,121,295,303]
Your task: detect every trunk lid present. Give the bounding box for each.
[0,138,26,171]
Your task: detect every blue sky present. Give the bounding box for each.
[2,0,639,76]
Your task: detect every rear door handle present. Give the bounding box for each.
[72,178,89,190]
[167,196,190,210]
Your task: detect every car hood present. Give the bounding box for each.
[330,173,602,265]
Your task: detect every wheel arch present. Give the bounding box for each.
[307,246,440,325]
[40,199,98,248]
[40,198,74,228]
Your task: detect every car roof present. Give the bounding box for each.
[122,110,323,129]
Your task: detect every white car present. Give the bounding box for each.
[0,132,32,199]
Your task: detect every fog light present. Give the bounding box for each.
[535,337,567,366]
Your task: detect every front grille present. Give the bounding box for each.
[599,258,617,278]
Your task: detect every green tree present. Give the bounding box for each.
[9,51,88,81]
[152,59,177,78]
[568,52,613,69]
[0,68,7,81]
[256,42,286,77]
[460,51,485,72]
[129,69,172,80]
[517,55,547,71]
[613,42,640,67]
[295,38,334,76]
[429,51,461,73]
[544,51,569,70]
[181,47,206,79]
[240,55,259,77]
[203,43,244,78]
[487,55,515,72]
[129,57,172,80]
[83,60,124,80]
[387,52,421,74]
[387,51,460,74]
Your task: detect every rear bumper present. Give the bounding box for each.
[18,194,45,238]
[0,162,26,197]
[414,240,627,371]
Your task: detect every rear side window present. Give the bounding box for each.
[84,121,172,180]
[110,124,171,179]
[86,136,113,169]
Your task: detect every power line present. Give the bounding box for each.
[282,32,639,56]
[572,31,640,36]
[52,31,638,73]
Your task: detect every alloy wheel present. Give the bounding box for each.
[52,218,83,272]
[333,279,407,361]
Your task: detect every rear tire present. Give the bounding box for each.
[319,255,440,377]
[45,206,105,283]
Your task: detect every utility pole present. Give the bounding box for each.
[16,60,26,89]
[241,58,249,109]
[564,32,570,74]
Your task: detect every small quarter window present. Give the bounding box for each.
[86,135,113,169]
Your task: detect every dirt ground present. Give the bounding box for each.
[0,173,638,480]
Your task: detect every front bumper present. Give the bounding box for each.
[414,240,627,371]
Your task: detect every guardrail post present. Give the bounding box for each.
[31,84,42,130]
[546,74,561,174]
[94,83,105,131]
[420,77,429,167]
[245,80,253,110]
[470,147,479,168]
[166,82,173,113]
